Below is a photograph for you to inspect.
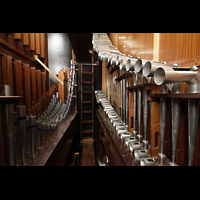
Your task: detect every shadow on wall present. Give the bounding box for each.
[48,33,72,88]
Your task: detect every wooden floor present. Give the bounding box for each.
[79,142,96,166]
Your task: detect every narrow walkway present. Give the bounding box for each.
[79,142,96,166]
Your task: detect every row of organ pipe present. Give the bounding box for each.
[93,33,200,166]
[0,61,76,166]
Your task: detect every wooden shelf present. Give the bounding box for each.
[148,93,200,99]
[115,72,132,81]
[31,111,77,166]
[109,65,118,74]
[126,83,157,91]
[0,96,23,104]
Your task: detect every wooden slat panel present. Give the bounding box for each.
[2,55,13,95]
[22,33,29,46]
[22,63,31,115]
[35,33,40,55]
[30,67,37,105]
[40,33,45,58]
[41,71,46,95]
[29,33,35,51]
[36,70,42,100]
[13,60,24,107]
[11,33,21,40]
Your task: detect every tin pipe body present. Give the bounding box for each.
[0,85,16,166]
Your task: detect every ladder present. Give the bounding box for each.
[80,64,94,142]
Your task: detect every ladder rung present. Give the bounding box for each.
[82,110,93,113]
[82,81,94,84]
[81,130,94,134]
[82,120,94,124]
[81,91,93,94]
[82,71,94,75]
[82,101,93,104]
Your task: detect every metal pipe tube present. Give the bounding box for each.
[143,61,171,77]
[134,150,149,161]
[140,158,157,166]
[154,66,200,166]
[133,72,137,132]
[0,85,16,166]
[153,67,199,86]
[36,120,42,155]
[16,105,27,166]
[126,58,138,72]
[158,85,168,166]
[120,69,123,121]
[29,115,37,163]
[126,77,129,127]
[187,83,200,166]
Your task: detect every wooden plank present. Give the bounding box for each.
[13,60,24,107]
[29,33,35,51]
[41,71,46,95]
[39,33,45,58]
[22,63,31,115]
[79,142,96,166]
[35,33,40,55]
[22,33,29,46]
[11,33,21,40]
[2,55,13,95]
[30,67,37,105]
[36,70,42,100]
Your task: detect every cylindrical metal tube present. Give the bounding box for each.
[128,141,141,152]
[153,67,198,86]
[140,158,157,166]
[16,105,27,166]
[29,115,36,163]
[143,61,171,77]
[41,123,46,148]
[188,83,199,166]
[134,150,149,161]
[0,85,16,166]
[126,58,138,71]
[36,120,42,155]
[133,72,137,131]
[126,77,129,126]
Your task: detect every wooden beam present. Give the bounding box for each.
[34,55,63,85]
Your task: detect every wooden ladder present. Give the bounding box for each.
[80,64,95,142]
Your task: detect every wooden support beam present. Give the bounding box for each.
[34,55,63,86]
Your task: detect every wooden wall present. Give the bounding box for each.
[108,33,200,166]
[109,33,200,64]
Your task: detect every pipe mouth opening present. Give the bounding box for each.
[120,59,125,70]
[134,59,142,72]
[116,55,120,65]
[126,59,130,71]
[143,61,152,77]
[154,67,166,85]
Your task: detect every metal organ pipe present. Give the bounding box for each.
[0,85,16,166]
[154,66,200,166]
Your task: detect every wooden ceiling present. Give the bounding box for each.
[67,33,93,63]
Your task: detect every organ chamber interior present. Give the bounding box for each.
[94,33,200,166]
[1,32,200,166]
